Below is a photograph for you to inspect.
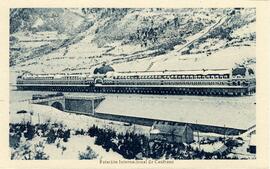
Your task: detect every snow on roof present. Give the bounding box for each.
[114,69,231,77]
[94,65,115,74]
[32,18,44,28]
[150,129,160,134]
[23,73,88,78]
[200,142,227,153]
[150,123,190,136]
[96,95,255,129]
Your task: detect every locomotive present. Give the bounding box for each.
[16,64,256,96]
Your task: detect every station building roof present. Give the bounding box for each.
[113,69,231,77]
[150,122,192,136]
[94,65,114,74]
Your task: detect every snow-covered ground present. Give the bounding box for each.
[10,100,255,160]
[231,21,255,38]
[10,90,256,130]
[96,94,255,130]
[9,89,256,160]
[11,135,123,160]
[13,31,68,41]
[10,102,151,136]
[10,8,256,75]
[9,8,257,160]
[113,45,255,72]
[10,95,150,160]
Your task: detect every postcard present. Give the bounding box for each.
[0,0,269,169]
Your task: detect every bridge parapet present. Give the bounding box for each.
[64,95,105,101]
[31,96,65,104]
[30,94,105,115]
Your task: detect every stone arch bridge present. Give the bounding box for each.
[31,95,105,115]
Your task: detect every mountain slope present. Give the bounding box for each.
[9,8,256,76]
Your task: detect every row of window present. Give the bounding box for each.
[113,74,230,80]
[18,80,227,86]
[22,73,236,81]
[106,81,228,86]
[18,79,251,86]
[18,80,87,85]
[23,77,54,80]
[61,76,86,80]
[22,76,86,80]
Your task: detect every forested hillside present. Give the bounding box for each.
[9,8,256,76]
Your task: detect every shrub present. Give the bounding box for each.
[34,142,49,160]
[79,146,98,160]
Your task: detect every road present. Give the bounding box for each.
[145,16,228,71]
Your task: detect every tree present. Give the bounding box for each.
[174,17,179,28]
[24,123,35,140]
[46,129,56,144]
[63,129,70,142]
[79,146,98,160]
[34,142,49,160]
[11,141,33,160]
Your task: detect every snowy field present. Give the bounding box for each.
[9,89,256,159]
[10,94,150,160]
[113,45,255,72]
[10,90,256,130]
[10,101,150,136]
[96,94,255,130]
[11,135,123,160]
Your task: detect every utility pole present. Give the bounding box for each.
[196,120,200,150]
[23,114,25,125]
[91,99,94,116]
[133,124,135,134]
[224,124,226,144]
[29,100,33,123]
[29,112,32,124]
[38,112,40,124]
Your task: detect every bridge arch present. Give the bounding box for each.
[51,101,64,111]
